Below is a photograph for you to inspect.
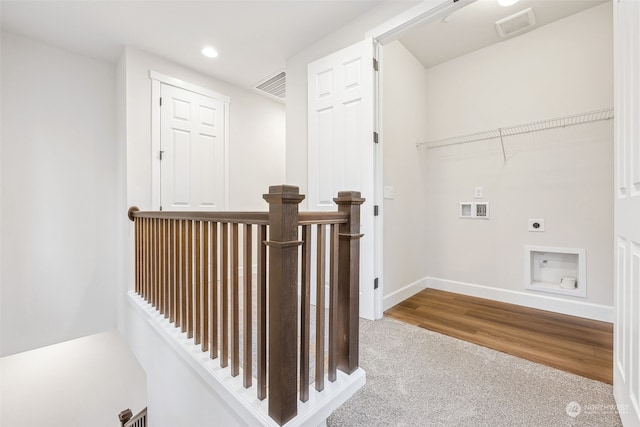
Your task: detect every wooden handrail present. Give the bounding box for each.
[128,208,270,224]
[127,208,348,225]
[128,185,363,426]
[298,211,348,224]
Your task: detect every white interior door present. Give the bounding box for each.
[613,1,640,426]
[160,83,226,211]
[308,38,377,320]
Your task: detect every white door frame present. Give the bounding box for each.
[613,1,640,424]
[150,71,231,210]
[308,38,376,319]
[364,0,476,318]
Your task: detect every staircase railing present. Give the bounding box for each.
[119,407,147,427]
[127,185,364,425]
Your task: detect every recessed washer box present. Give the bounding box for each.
[524,246,586,298]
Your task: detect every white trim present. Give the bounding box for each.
[128,292,365,427]
[367,0,475,319]
[151,78,161,210]
[149,70,231,103]
[425,276,613,323]
[373,40,384,320]
[366,0,476,45]
[224,102,230,209]
[382,276,429,311]
[150,71,230,211]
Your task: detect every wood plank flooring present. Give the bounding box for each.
[385,289,613,384]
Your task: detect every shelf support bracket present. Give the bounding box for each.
[498,128,507,163]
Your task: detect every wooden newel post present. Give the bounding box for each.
[263,185,304,426]
[334,191,365,375]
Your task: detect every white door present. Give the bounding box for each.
[613,1,640,426]
[160,83,227,211]
[308,38,377,320]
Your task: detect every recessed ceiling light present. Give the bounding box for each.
[201,47,218,58]
[497,0,519,6]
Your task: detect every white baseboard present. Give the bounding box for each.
[382,277,430,311]
[425,276,613,323]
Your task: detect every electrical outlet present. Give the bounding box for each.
[475,186,483,199]
[528,218,544,232]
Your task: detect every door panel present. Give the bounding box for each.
[614,1,640,425]
[160,83,226,211]
[308,38,376,320]
[171,128,191,206]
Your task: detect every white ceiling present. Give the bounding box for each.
[0,0,408,93]
[399,0,608,69]
[0,0,609,97]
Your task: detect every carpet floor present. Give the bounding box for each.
[327,317,622,427]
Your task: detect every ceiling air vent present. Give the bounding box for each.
[495,7,536,38]
[254,71,286,102]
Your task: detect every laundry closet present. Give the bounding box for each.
[381,1,614,321]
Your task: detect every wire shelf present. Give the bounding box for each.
[416,108,614,150]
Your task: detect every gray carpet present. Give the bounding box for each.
[327,317,622,427]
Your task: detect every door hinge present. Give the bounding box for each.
[374,277,379,289]
[159,97,163,106]
[373,132,379,143]
[373,58,379,71]
[159,150,164,160]
[159,205,163,211]
[374,205,379,216]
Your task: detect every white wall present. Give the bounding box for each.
[0,32,118,356]
[1,330,146,427]
[400,4,614,314]
[123,46,286,212]
[422,4,613,141]
[381,41,430,304]
[285,1,417,208]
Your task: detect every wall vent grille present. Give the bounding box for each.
[495,8,536,38]
[255,71,286,100]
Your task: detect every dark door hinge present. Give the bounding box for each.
[374,277,379,289]
[373,58,379,71]
[159,150,164,161]
[373,132,379,144]
[374,205,379,216]
[159,97,163,106]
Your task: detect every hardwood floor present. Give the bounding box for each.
[385,289,613,384]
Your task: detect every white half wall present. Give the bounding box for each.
[1,31,118,356]
[126,293,366,427]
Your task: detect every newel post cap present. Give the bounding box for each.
[333,191,365,206]
[263,185,305,204]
